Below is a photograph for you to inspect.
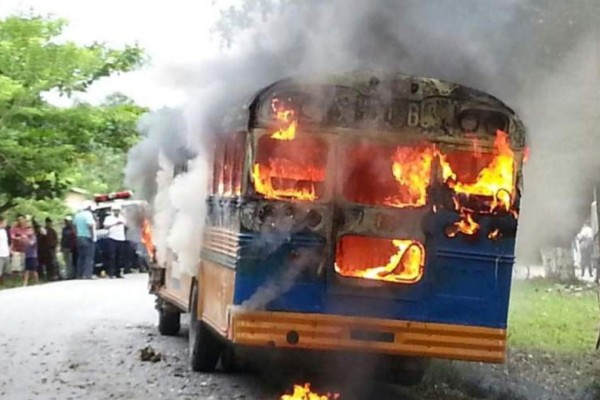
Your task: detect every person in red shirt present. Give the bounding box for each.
[10,214,29,278]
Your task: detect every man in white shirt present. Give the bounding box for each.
[0,216,10,284]
[103,204,127,278]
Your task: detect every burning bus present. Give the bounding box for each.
[149,71,527,384]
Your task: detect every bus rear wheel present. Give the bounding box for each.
[189,284,223,372]
[221,345,243,373]
[157,300,181,336]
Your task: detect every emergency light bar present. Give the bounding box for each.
[94,191,133,203]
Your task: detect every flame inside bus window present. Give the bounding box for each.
[440,132,515,212]
[252,135,328,201]
[342,142,434,208]
[335,236,425,284]
[442,151,496,186]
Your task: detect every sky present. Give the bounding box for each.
[0,0,229,109]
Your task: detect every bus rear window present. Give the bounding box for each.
[440,140,516,212]
[342,142,434,208]
[442,150,497,186]
[252,135,329,201]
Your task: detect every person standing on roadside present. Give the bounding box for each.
[23,223,40,286]
[22,225,39,286]
[73,202,96,279]
[61,217,76,279]
[103,204,126,278]
[10,214,29,279]
[39,218,59,280]
[31,219,44,277]
[0,216,10,285]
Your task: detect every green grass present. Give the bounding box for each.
[0,276,48,290]
[0,276,25,290]
[508,279,600,352]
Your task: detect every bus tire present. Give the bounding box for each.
[220,346,240,373]
[158,305,181,336]
[189,284,222,372]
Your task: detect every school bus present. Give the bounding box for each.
[149,71,526,385]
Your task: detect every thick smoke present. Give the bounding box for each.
[125,108,190,202]
[125,0,600,275]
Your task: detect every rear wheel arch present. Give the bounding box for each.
[188,277,198,313]
[188,282,223,372]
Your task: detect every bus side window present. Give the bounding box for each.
[213,137,226,196]
[231,132,245,196]
[223,134,234,197]
[206,142,215,194]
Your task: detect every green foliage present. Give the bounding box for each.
[5,197,70,222]
[68,148,127,195]
[508,279,599,352]
[0,14,147,213]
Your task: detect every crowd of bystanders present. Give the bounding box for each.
[0,200,146,287]
[0,213,65,286]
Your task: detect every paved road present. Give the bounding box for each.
[0,275,471,400]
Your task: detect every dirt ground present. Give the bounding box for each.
[0,275,598,400]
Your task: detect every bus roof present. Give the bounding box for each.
[222,70,526,148]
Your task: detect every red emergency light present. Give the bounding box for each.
[94,191,133,203]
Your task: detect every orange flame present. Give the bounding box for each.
[141,219,155,256]
[488,228,501,240]
[441,130,515,212]
[335,237,425,284]
[446,210,480,238]
[271,99,297,140]
[280,383,340,400]
[252,100,326,201]
[384,146,435,208]
[252,163,318,201]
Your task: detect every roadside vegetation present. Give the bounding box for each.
[504,279,600,398]
[0,14,147,220]
[508,279,599,352]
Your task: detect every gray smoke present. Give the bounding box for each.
[125,0,600,268]
[124,108,191,202]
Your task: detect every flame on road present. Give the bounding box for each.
[280,383,340,400]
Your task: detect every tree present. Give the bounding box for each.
[68,148,128,195]
[0,15,146,213]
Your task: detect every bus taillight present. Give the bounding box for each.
[334,236,425,284]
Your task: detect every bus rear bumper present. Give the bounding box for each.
[229,310,506,363]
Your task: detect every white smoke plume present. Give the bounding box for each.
[166,157,209,276]
[152,153,176,267]
[125,0,600,272]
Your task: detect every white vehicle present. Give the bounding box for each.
[92,191,151,273]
